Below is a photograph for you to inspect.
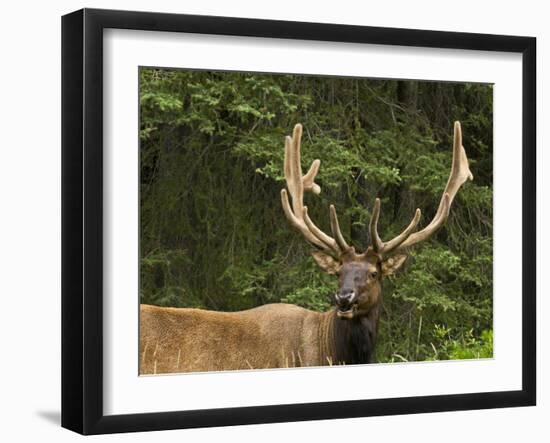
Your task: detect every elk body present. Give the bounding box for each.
[140,122,472,374]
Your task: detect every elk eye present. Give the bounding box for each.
[370,271,378,279]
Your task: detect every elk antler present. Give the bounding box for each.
[280,124,350,256]
[369,121,473,257]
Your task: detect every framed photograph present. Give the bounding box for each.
[61,8,536,435]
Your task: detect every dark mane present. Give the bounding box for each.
[332,310,378,365]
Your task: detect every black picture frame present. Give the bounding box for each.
[61,8,536,435]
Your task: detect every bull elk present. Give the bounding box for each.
[140,122,472,374]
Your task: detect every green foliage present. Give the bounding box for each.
[139,67,493,362]
[431,326,493,360]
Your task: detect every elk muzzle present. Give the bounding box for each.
[335,289,357,319]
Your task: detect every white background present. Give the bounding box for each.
[0,0,546,441]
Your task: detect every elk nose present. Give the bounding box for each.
[335,289,356,307]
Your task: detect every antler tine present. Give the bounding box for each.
[369,198,384,252]
[388,121,473,255]
[281,190,325,249]
[369,197,422,255]
[384,208,421,251]
[329,205,350,251]
[303,207,340,250]
[281,124,343,255]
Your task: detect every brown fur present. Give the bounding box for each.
[140,303,376,374]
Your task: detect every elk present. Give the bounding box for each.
[140,122,472,374]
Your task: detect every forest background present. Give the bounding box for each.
[139,68,493,362]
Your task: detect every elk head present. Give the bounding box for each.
[281,123,473,319]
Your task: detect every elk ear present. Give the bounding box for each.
[311,251,341,275]
[381,254,408,276]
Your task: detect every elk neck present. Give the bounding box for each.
[320,306,380,365]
